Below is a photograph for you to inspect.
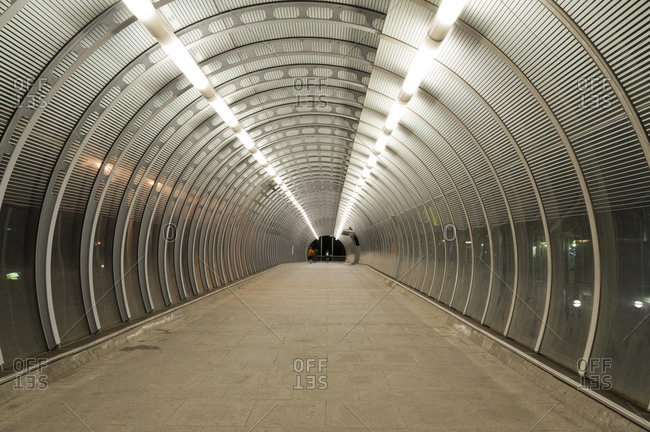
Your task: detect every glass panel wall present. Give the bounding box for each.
[483,223,515,333]
[507,220,547,349]
[540,216,594,370]
[0,205,47,364]
[591,209,650,407]
[92,215,122,329]
[465,226,490,319]
[52,211,90,343]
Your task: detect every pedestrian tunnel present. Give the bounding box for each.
[0,0,649,430]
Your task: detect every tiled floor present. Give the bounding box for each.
[0,263,602,431]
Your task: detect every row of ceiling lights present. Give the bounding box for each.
[334,0,468,239]
[123,0,319,239]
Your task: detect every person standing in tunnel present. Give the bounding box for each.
[325,249,330,263]
[307,247,314,264]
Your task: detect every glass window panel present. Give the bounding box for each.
[466,226,491,319]
[0,205,47,364]
[591,209,650,406]
[92,215,122,329]
[164,223,181,304]
[439,222,458,304]
[540,215,593,370]
[180,221,193,295]
[447,227,468,308]
[146,222,165,308]
[507,220,547,349]
[484,223,515,333]
[52,211,90,343]
[123,218,146,317]
[191,222,206,293]
[430,222,445,298]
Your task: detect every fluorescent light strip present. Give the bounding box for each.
[159,38,210,91]
[430,0,468,40]
[207,95,239,128]
[123,0,318,240]
[336,0,467,239]
[384,99,409,133]
[252,150,267,166]
[402,37,440,97]
[367,154,378,168]
[235,130,255,150]
[264,165,277,177]
[122,0,156,21]
[374,133,389,154]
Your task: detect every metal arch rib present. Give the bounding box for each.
[452,18,597,354]
[140,122,231,304]
[538,0,650,167]
[353,132,440,294]
[374,131,464,300]
[213,165,271,281]
[139,109,359,299]
[357,97,490,307]
[179,140,258,290]
[366,95,496,314]
[137,112,226,305]
[3,5,131,348]
[173,141,349,291]
[350,138,434,286]
[425,61,548,335]
[538,0,641,373]
[169,140,236,294]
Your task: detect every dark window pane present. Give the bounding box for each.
[92,216,122,329]
[507,221,547,349]
[0,205,47,364]
[52,211,90,344]
[591,209,650,406]
[540,216,593,370]
[484,223,515,333]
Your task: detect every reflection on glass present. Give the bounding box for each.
[591,208,650,407]
[93,215,122,329]
[465,227,490,319]
[0,205,47,365]
[508,221,547,349]
[484,223,515,333]
[52,211,90,343]
[540,216,593,370]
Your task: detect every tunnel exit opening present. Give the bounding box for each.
[308,236,346,262]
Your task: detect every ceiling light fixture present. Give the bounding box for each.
[123,0,319,240]
[335,0,467,239]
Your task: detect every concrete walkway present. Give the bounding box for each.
[0,263,601,431]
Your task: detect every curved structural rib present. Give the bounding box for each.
[0,0,648,421]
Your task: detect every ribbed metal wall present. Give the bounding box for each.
[0,0,648,420]
[0,0,386,367]
[336,0,650,414]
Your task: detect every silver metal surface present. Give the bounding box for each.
[1,0,649,417]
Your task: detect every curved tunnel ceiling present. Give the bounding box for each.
[0,0,649,418]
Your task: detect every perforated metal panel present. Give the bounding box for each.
[0,0,649,420]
